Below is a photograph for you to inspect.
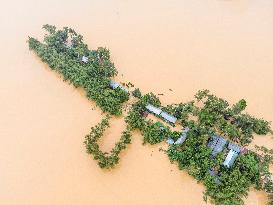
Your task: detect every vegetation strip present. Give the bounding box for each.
[84,115,132,169]
[28,25,273,205]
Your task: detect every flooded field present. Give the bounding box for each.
[0,0,272,204]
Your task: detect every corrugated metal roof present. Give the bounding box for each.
[208,135,218,149]
[174,135,186,145]
[145,104,162,115]
[160,111,177,124]
[109,80,128,93]
[110,80,120,89]
[166,138,175,145]
[208,135,227,156]
[228,143,241,153]
[212,137,227,156]
[223,150,239,168]
[174,127,190,145]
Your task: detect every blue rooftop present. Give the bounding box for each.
[145,105,177,124]
[208,135,227,156]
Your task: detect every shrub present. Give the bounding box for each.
[132,88,142,98]
[28,25,128,115]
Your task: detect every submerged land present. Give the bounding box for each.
[1,0,273,205]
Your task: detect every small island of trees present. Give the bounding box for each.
[28,25,273,205]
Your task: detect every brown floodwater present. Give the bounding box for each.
[0,0,273,204]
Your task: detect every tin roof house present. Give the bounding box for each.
[208,135,227,156]
[166,127,189,145]
[223,143,242,168]
[81,56,89,63]
[145,104,162,115]
[145,104,177,124]
[212,137,227,156]
[109,80,129,93]
[223,150,239,168]
[208,169,220,185]
[166,138,175,145]
[160,112,177,124]
[174,127,190,145]
[228,143,241,153]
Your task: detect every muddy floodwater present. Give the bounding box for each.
[0,0,273,204]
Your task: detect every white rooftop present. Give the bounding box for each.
[228,143,241,153]
[145,104,162,115]
[110,80,120,89]
[174,134,187,145]
[166,138,175,145]
[160,112,177,124]
[223,150,239,168]
[174,127,190,145]
[81,56,89,63]
[109,80,128,93]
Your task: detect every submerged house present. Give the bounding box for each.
[166,127,190,145]
[109,80,129,93]
[223,143,241,168]
[174,127,190,145]
[145,104,162,115]
[160,112,177,124]
[228,143,241,153]
[166,138,175,145]
[145,104,177,124]
[208,135,242,169]
[208,135,227,156]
